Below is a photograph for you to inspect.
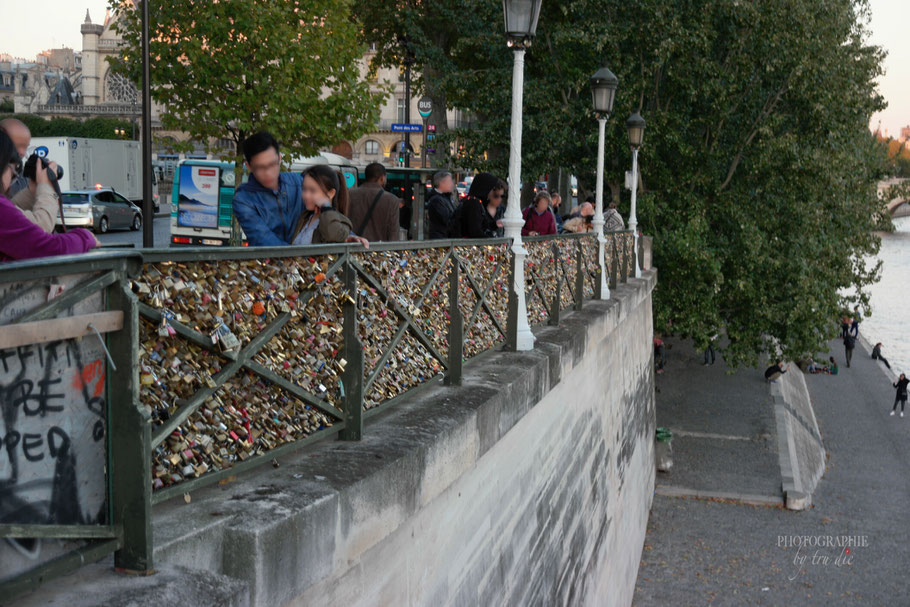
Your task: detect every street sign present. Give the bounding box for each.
[427,148,436,155]
[418,96,433,119]
[391,123,423,133]
[427,133,436,142]
[428,124,436,132]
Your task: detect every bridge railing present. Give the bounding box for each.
[0,230,644,598]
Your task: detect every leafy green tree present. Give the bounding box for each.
[381,0,887,367]
[108,0,386,166]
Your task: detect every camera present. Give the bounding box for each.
[584,214,593,223]
[23,154,64,182]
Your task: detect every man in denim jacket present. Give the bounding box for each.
[232,132,303,246]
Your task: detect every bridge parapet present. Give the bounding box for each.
[1,231,646,599]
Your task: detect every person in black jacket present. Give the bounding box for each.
[890,373,909,417]
[843,333,856,367]
[872,342,892,370]
[764,361,789,382]
[459,172,504,239]
[426,171,457,239]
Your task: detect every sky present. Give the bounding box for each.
[1,0,907,135]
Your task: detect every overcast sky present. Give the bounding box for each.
[2,0,907,135]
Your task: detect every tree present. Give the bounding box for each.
[352,0,489,166]
[3,114,133,140]
[390,0,887,367]
[108,0,386,167]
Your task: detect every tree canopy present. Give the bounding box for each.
[360,0,888,366]
[0,113,134,140]
[108,0,386,163]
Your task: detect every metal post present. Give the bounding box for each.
[108,280,153,573]
[592,117,610,299]
[574,242,584,310]
[340,259,363,440]
[445,251,463,385]
[629,148,642,278]
[403,57,412,210]
[140,0,154,248]
[501,48,535,351]
[549,242,560,326]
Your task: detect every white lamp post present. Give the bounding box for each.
[500,0,542,351]
[590,66,618,299]
[626,112,645,278]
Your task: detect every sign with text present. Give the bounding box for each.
[418,97,433,119]
[391,124,423,133]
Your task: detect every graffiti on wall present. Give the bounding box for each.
[0,275,108,580]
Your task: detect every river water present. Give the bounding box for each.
[859,215,910,374]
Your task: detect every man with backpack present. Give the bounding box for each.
[347,163,401,242]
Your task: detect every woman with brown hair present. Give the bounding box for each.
[292,164,368,247]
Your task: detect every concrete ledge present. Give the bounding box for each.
[771,368,825,510]
[11,562,250,607]
[655,484,784,507]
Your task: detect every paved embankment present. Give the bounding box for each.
[634,337,910,604]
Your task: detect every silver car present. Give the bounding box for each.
[56,188,143,233]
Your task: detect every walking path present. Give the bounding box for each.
[634,337,910,604]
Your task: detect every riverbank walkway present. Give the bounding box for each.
[634,336,910,604]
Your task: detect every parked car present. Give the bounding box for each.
[56,187,143,234]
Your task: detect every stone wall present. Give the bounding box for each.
[772,366,825,510]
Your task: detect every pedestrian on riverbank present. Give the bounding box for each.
[850,307,861,337]
[653,335,666,374]
[703,335,718,365]
[840,315,850,339]
[890,373,908,417]
[764,361,789,382]
[872,342,892,370]
[827,356,839,375]
[844,333,856,367]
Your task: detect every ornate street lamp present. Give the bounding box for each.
[590,66,618,299]
[626,112,646,278]
[501,0,542,351]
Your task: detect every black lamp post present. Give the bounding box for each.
[590,66,618,299]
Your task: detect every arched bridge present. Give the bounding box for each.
[878,178,910,217]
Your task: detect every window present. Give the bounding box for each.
[104,71,138,104]
[397,98,405,123]
[364,140,380,155]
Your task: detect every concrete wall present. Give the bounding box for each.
[772,367,825,510]
[91,271,656,607]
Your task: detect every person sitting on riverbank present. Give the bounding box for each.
[872,342,892,370]
[653,335,666,375]
[826,356,839,375]
[890,373,908,417]
[807,358,824,373]
[764,361,789,382]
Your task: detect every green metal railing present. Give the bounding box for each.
[0,230,643,598]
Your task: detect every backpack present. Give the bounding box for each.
[844,335,856,349]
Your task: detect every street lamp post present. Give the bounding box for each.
[502,0,542,351]
[590,66,618,299]
[626,112,645,278]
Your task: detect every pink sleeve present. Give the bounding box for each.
[0,196,96,262]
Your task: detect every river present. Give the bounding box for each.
[860,215,910,374]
